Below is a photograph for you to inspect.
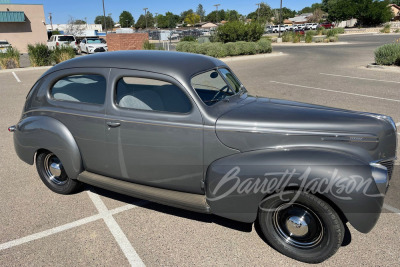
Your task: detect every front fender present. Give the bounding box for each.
[14,116,83,179]
[205,148,384,233]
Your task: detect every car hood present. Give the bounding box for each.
[215,97,397,162]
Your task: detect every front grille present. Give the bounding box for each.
[94,47,105,52]
[380,160,394,180]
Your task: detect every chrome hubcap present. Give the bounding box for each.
[44,153,67,185]
[273,203,324,248]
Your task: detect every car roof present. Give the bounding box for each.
[40,50,227,81]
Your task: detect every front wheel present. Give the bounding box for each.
[258,191,344,263]
[36,151,82,194]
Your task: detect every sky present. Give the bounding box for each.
[10,0,320,24]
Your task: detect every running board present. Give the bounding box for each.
[78,171,210,214]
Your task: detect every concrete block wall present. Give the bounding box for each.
[106,33,148,51]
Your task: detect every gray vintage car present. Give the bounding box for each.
[9,51,397,263]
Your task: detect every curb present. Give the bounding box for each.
[272,42,350,47]
[0,66,51,74]
[365,63,400,73]
[220,52,287,62]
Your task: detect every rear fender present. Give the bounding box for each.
[14,116,83,179]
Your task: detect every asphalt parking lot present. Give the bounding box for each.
[0,33,399,266]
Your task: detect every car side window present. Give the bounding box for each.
[115,77,192,113]
[51,74,106,105]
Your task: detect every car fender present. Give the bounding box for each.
[205,148,384,233]
[14,116,83,179]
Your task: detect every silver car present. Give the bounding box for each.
[9,51,397,263]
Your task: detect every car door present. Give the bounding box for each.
[80,39,86,51]
[42,68,109,175]
[104,68,204,194]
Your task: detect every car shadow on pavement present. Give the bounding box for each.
[87,185,254,233]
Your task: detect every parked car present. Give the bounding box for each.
[305,23,319,30]
[47,35,78,53]
[294,24,306,30]
[79,38,108,54]
[272,25,286,33]
[319,22,335,29]
[265,25,273,33]
[9,51,397,263]
[0,40,12,53]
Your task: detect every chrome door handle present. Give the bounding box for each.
[107,122,121,128]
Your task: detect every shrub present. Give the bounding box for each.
[395,29,400,33]
[225,42,242,56]
[316,27,324,35]
[323,38,330,43]
[52,46,75,64]
[216,21,263,43]
[335,28,345,34]
[326,29,337,37]
[329,36,338,42]
[28,43,52,66]
[256,39,272,53]
[180,36,197,42]
[305,31,316,43]
[282,32,293,42]
[143,40,156,50]
[0,47,20,69]
[381,24,391,34]
[292,33,301,43]
[374,43,400,65]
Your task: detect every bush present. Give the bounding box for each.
[180,36,197,42]
[256,39,272,53]
[326,29,337,37]
[52,46,75,64]
[381,24,391,34]
[305,31,317,43]
[335,28,345,34]
[0,47,20,69]
[292,33,301,43]
[216,21,264,43]
[177,40,272,58]
[395,29,400,33]
[329,36,338,42]
[316,27,324,35]
[143,40,156,50]
[375,43,400,65]
[282,32,293,42]
[28,43,52,66]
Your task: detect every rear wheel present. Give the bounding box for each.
[258,191,344,263]
[36,151,82,194]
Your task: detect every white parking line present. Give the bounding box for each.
[12,72,21,83]
[0,203,140,251]
[87,191,145,267]
[270,81,400,103]
[383,204,400,215]
[320,73,400,84]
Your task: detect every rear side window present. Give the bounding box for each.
[115,77,192,113]
[51,74,106,105]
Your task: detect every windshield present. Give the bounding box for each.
[87,39,102,44]
[58,36,75,42]
[191,68,243,106]
[0,41,9,45]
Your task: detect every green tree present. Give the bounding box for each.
[94,15,114,30]
[298,3,323,14]
[156,12,180,28]
[184,13,200,25]
[247,3,273,23]
[216,21,264,43]
[135,12,154,29]
[73,19,86,24]
[119,11,134,28]
[180,9,194,22]
[226,10,241,21]
[206,10,226,23]
[196,4,206,22]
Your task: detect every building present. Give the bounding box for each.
[0,2,47,53]
[390,4,400,21]
[288,13,313,24]
[47,24,103,33]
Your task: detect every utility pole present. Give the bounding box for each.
[126,19,128,28]
[213,4,220,24]
[84,17,87,29]
[143,8,148,29]
[256,3,261,22]
[102,0,106,32]
[49,13,53,30]
[278,0,283,38]
[155,12,158,28]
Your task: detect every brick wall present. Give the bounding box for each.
[106,33,148,51]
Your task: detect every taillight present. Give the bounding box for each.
[75,42,77,45]
[8,125,16,132]
[56,42,59,46]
